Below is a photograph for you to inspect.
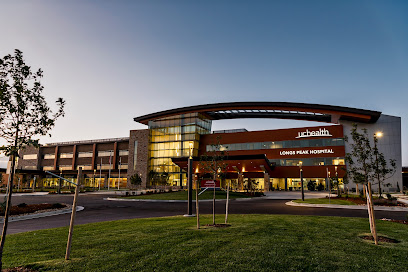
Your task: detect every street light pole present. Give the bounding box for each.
[335,166,339,196]
[328,171,331,204]
[299,161,304,201]
[186,142,194,216]
[93,169,96,192]
[374,132,383,197]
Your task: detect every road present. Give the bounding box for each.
[6,192,408,234]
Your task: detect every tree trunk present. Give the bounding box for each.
[225,180,230,224]
[196,179,200,229]
[0,128,19,270]
[365,182,378,245]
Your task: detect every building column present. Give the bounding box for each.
[263,173,270,192]
[285,178,288,191]
[238,173,244,191]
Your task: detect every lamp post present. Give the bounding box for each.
[93,169,96,191]
[185,141,194,216]
[299,161,304,201]
[328,171,331,204]
[335,166,339,196]
[58,170,62,194]
[374,132,383,196]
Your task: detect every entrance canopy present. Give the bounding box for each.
[172,154,275,177]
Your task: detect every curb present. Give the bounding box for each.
[0,206,85,223]
[105,197,260,203]
[286,201,408,211]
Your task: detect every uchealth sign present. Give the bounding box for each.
[201,180,220,188]
[296,128,332,139]
[279,149,334,156]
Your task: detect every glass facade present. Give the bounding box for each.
[148,113,212,186]
[270,157,345,166]
[207,138,344,152]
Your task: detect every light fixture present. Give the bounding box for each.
[375,132,383,138]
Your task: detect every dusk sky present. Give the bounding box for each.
[0,0,407,165]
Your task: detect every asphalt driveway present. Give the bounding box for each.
[4,192,408,234]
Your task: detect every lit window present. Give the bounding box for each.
[78,152,93,158]
[60,153,73,159]
[23,154,37,160]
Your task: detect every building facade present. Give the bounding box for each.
[10,102,403,192]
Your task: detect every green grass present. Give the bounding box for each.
[122,190,251,200]
[4,214,408,271]
[294,198,357,205]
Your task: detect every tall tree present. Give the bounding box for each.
[199,136,228,225]
[0,49,65,269]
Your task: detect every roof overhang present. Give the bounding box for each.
[134,102,381,125]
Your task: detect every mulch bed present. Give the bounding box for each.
[3,267,38,272]
[330,197,406,207]
[0,203,67,216]
[381,218,408,225]
[360,235,400,243]
[204,224,231,228]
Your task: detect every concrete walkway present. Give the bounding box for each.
[264,191,332,199]
[286,200,408,211]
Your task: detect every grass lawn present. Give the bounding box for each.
[4,214,408,271]
[121,190,252,200]
[294,198,357,205]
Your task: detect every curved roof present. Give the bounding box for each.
[134,102,381,125]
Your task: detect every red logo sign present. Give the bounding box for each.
[201,180,220,188]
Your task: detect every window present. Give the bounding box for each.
[59,165,72,171]
[78,152,93,158]
[98,150,113,157]
[43,166,54,171]
[43,154,55,160]
[60,153,73,159]
[97,164,113,170]
[119,164,128,170]
[23,165,36,170]
[23,154,37,160]
[76,165,92,170]
[332,158,345,165]
[119,150,129,156]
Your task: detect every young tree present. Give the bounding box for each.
[344,124,395,245]
[199,136,228,225]
[372,135,396,197]
[0,49,65,268]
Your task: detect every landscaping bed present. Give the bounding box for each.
[0,203,67,216]
[295,195,407,207]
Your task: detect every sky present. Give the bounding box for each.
[0,0,407,166]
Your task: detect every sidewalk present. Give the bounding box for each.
[286,200,408,211]
[0,192,49,197]
[264,191,332,200]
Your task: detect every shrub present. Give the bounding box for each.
[17,203,27,208]
[307,180,316,191]
[316,184,324,191]
[51,203,65,209]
